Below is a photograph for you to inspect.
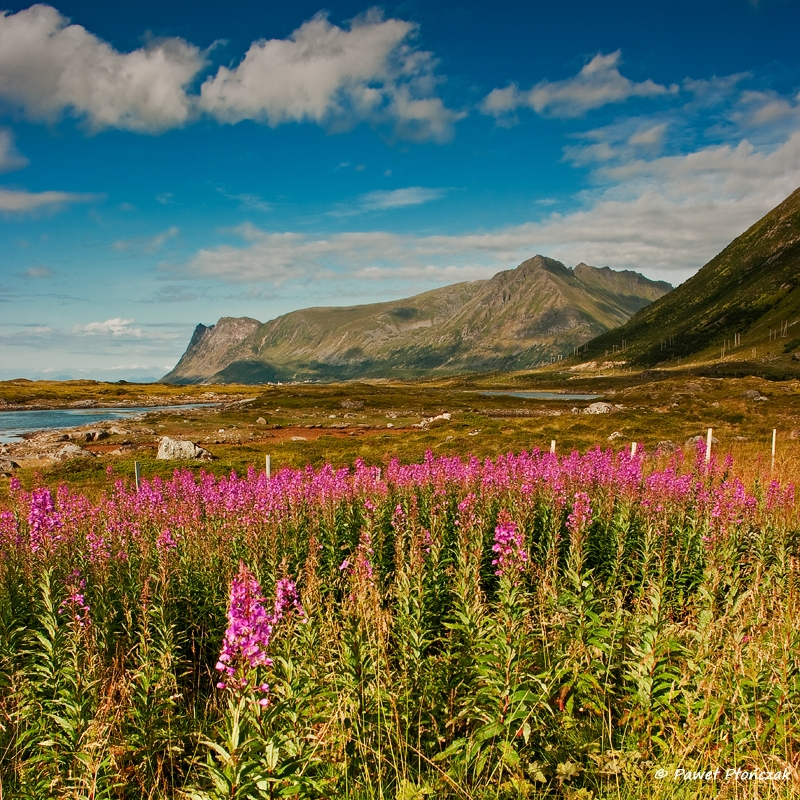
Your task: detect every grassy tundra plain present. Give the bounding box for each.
[1,372,799,799]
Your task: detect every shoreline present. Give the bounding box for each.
[0,403,223,453]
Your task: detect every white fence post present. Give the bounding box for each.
[772,429,777,472]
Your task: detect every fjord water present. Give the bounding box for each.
[0,404,211,443]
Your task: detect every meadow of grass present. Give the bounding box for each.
[1,438,799,799]
[5,373,800,498]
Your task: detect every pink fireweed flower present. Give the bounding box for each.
[272,577,306,623]
[85,529,111,564]
[391,504,407,530]
[456,493,478,529]
[491,510,527,578]
[216,564,304,704]
[567,492,592,536]
[0,510,19,549]
[157,528,178,553]
[216,564,275,690]
[59,569,91,628]
[28,487,62,553]
[415,528,433,558]
[339,529,377,597]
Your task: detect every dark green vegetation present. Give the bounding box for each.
[163,258,670,384]
[581,186,800,369]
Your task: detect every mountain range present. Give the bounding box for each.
[163,256,671,384]
[579,186,800,369]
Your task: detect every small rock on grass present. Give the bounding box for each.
[687,434,718,446]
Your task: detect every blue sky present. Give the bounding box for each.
[2,0,800,381]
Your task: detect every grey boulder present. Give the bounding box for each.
[584,402,613,414]
[55,443,94,461]
[157,436,213,461]
[70,429,109,442]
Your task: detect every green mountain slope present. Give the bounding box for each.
[579,187,800,368]
[163,256,670,384]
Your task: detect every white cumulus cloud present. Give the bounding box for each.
[197,10,462,141]
[0,6,461,141]
[0,4,205,132]
[481,51,676,120]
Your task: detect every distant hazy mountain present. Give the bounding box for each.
[163,256,672,384]
[581,187,800,367]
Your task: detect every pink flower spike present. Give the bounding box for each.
[492,510,527,578]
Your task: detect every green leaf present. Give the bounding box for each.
[474,721,505,742]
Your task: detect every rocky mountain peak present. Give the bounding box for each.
[163,256,671,383]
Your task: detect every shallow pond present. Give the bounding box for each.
[478,390,601,401]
